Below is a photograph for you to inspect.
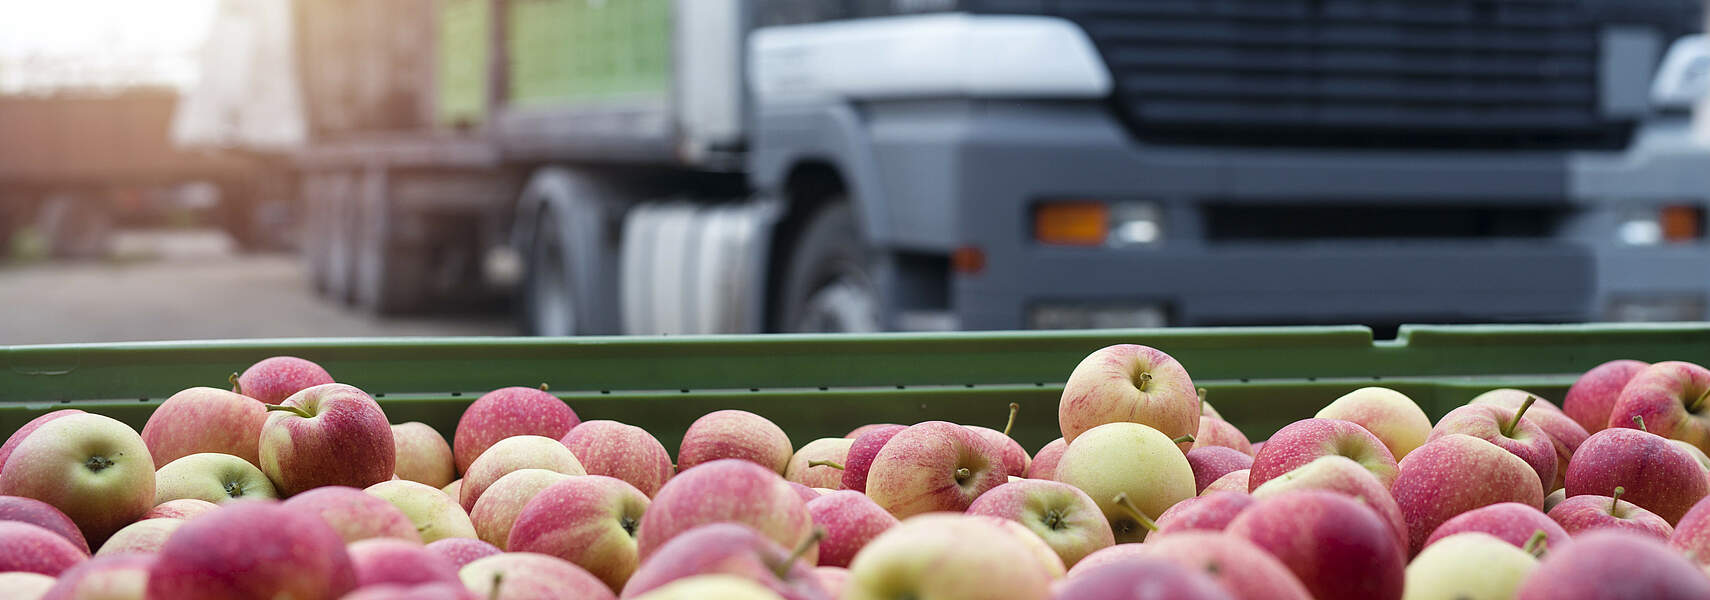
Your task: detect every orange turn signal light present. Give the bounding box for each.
[1661,205,1703,243]
[1035,202,1108,246]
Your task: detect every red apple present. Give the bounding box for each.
[1564,426,1707,524]
[1153,491,1253,536]
[1026,438,1067,480]
[391,422,456,489]
[814,566,848,598]
[785,481,821,504]
[1249,456,1407,554]
[845,424,900,439]
[1058,344,1199,448]
[1108,531,1314,600]
[141,387,267,468]
[0,409,84,477]
[1548,487,1672,540]
[1470,390,1590,492]
[259,383,394,496]
[0,495,89,554]
[966,479,1113,569]
[1391,434,1544,555]
[1202,469,1250,495]
[1608,361,1710,451]
[618,523,829,599]
[460,552,614,600]
[0,413,155,545]
[1248,418,1396,491]
[968,427,1030,479]
[1516,530,1710,600]
[146,500,358,599]
[505,474,650,593]
[348,538,461,588]
[1192,417,1253,456]
[805,490,898,568]
[459,435,585,512]
[1053,556,1235,600]
[0,521,86,575]
[1563,359,1649,433]
[284,485,421,544]
[42,553,152,599]
[1429,401,1556,495]
[784,438,854,490]
[233,355,335,405]
[341,583,478,600]
[676,410,792,474]
[840,425,905,492]
[1670,495,1710,565]
[844,514,1053,600]
[452,385,580,474]
[634,458,815,562]
[142,498,218,521]
[1186,447,1253,494]
[1422,502,1569,553]
[425,538,500,570]
[560,420,674,497]
[864,421,1007,518]
[1314,387,1432,460]
[471,469,572,550]
[1226,490,1404,600]
[96,517,183,556]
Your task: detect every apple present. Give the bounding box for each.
[1201,469,1249,495]
[340,582,479,600]
[0,495,89,554]
[1390,434,1545,555]
[560,420,674,497]
[1058,344,1199,448]
[1515,530,1710,599]
[619,523,829,599]
[0,572,54,598]
[1563,359,1650,433]
[844,514,1054,600]
[969,403,1031,477]
[1543,488,1568,512]
[41,553,153,599]
[626,574,788,600]
[1564,425,1707,525]
[966,479,1113,569]
[784,438,854,490]
[1548,487,1672,540]
[284,485,421,544]
[347,538,461,588]
[676,410,793,474]
[1608,361,1710,450]
[785,481,821,504]
[426,537,501,569]
[459,435,586,512]
[505,474,649,593]
[1055,422,1194,543]
[1052,556,1233,600]
[1422,502,1569,553]
[864,421,1007,519]
[154,452,277,505]
[634,458,815,562]
[1025,438,1067,480]
[841,425,906,492]
[0,413,155,545]
[1153,491,1253,536]
[1192,417,1253,456]
[442,479,461,499]
[142,498,219,521]
[1226,490,1404,600]
[815,567,849,598]
[1108,531,1313,600]
[365,480,478,543]
[805,490,898,569]
[471,469,573,550]
[979,516,1067,579]
[140,387,267,468]
[95,516,183,557]
[458,552,615,600]
[0,521,87,575]
[146,500,358,599]
[1670,496,1710,565]
[453,385,580,474]
[391,422,456,489]
[1314,387,1431,460]
[1186,446,1253,493]
[1249,418,1396,491]
[1250,456,1407,553]
[0,410,85,477]
[1428,402,1555,495]
[1404,532,1539,600]
[1469,391,1591,492]
[846,424,901,439]
[232,355,335,405]
[259,383,394,496]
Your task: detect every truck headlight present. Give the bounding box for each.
[1653,34,1710,109]
[1034,201,1164,247]
[1617,205,1703,246]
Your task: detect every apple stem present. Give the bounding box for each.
[955,467,972,483]
[1611,486,1625,513]
[1112,493,1160,533]
[1501,395,1537,438]
[229,372,242,395]
[1171,435,1195,445]
[539,383,550,392]
[1633,415,1648,432]
[773,528,826,579]
[1522,530,1548,558]
[488,572,503,600]
[265,404,314,419]
[1002,402,1020,438]
[1136,372,1153,390]
[808,459,845,470]
[1692,388,1710,414]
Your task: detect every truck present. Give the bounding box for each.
[190,0,1710,335]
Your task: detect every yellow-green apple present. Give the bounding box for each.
[442,479,461,499]
[634,458,814,562]
[969,403,1031,477]
[1025,438,1067,480]
[347,538,461,588]
[844,514,1053,600]
[426,537,500,569]
[676,410,792,474]
[1548,487,1672,539]
[966,479,1112,569]
[459,435,585,512]
[805,490,898,568]
[846,424,900,439]
[458,552,614,600]
[1391,434,1544,555]
[1226,490,1405,600]
[140,387,267,468]
[233,355,335,405]
[1186,447,1252,493]
[1248,418,1397,491]
[1058,344,1199,448]
[0,413,155,545]
[259,383,394,496]
[1250,456,1407,553]
[1671,496,1710,565]
[628,574,785,600]
[1055,422,1194,543]
[341,582,479,600]
[1112,531,1314,600]
[1202,469,1249,495]
[146,500,358,599]
[1052,556,1234,600]
[453,386,580,475]
[95,517,182,556]
[1469,391,1590,492]
[471,469,572,550]
[506,475,649,592]
[1192,417,1253,456]
[1403,532,1539,600]
[153,453,276,505]
[1153,491,1253,536]
[391,422,455,489]
[1422,502,1568,552]
[1515,530,1710,600]
[0,572,54,598]
[365,480,478,543]
[841,425,906,492]
[784,438,853,490]
[1564,425,1707,524]
[42,553,153,599]
[0,495,89,554]
[142,498,218,521]
[814,567,848,598]
[981,516,1067,579]
[0,409,84,477]
[560,420,674,497]
[1563,359,1649,432]
[619,523,829,599]
[0,521,87,575]
[1315,387,1432,460]
[284,485,421,544]
[864,421,1007,518]
[1608,361,1710,450]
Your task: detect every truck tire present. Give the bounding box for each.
[521,207,578,336]
[777,200,881,333]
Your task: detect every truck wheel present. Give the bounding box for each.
[778,201,881,333]
[37,194,113,259]
[521,208,577,336]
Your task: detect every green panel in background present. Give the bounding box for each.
[437,0,492,127]
[506,0,673,108]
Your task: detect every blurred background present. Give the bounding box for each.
[2,0,1710,344]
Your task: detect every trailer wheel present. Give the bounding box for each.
[521,208,577,336]
[778,200,881,333]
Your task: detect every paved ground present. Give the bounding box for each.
[0,229,515,345]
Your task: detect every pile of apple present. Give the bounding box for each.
[2,347,1710,599]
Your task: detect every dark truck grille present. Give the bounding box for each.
[1056,0,1627,149]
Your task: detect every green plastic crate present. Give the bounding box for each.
[4,324,1708,452]
[436,0,492,127]
[505,0,672,108]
